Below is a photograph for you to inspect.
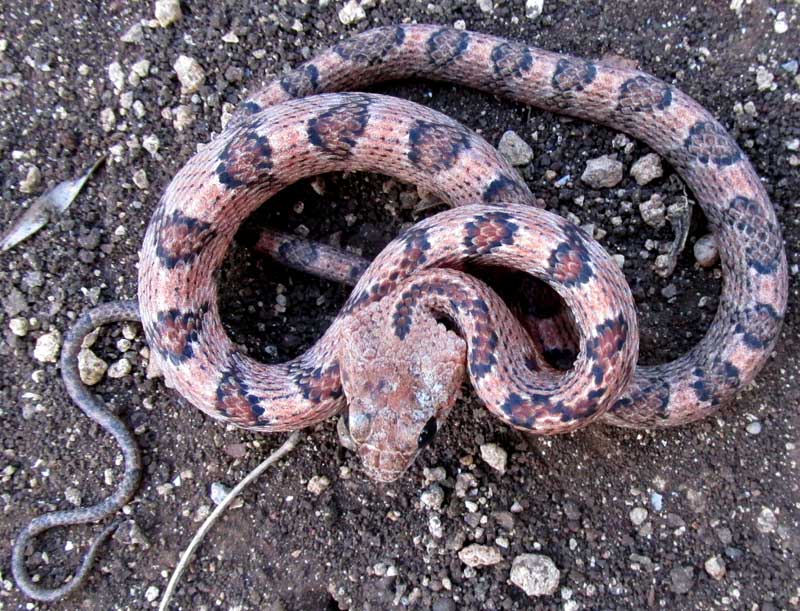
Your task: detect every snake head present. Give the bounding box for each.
[337,301,467,482]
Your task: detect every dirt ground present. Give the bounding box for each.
[0,1,798,610]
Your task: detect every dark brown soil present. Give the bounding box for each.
[1,1,798,610]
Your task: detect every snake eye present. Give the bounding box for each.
[417,417,438,448]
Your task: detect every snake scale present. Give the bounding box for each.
[12,24,787,601]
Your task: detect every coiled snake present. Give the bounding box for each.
[13,24,787,601]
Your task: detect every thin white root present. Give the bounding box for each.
[158,431,302,611]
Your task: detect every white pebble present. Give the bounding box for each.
[630,507,648,526]
[704,555,726,580]
[525,0,544,19]
[510,554,560,597]
[33,330,61,363]
[458,544,503,567]
[480,443,508,474]
[107,61,125,91]
[693,234,719,267]
[78,349,108,386]
[173,55,205,94]
[155,0,182,27]
[107,358,132,378]
[9,317,29,337]
[307,475,330,495]
[144,585,160,602]
[581,154,623,188]
[630,153,663,185]
[338,0,366,25]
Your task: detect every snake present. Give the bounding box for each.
[12,24,787,601]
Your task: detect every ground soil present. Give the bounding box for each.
[0,1,798,610]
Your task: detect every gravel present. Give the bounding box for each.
[509,554,560,597]
[498,130,533,166]
[581,154,623,188]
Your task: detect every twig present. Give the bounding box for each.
[158,431,302,611]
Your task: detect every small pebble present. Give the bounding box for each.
[9,317,29,337]
[307,475,330,495]
[612,254,625,269]
[477,0,493,13]
[121,22,145,44]
[480,443,507,473]
[669,565,694,594]
[630,153,663,185]
[428,515,444,538]
[338,0,366,25]
[630,507,648,526]
[107,358,132,378]
[756,506,778,533]
[173,55,205,94]
[704,556,726,580]
[660,284,678,299]
[458,544,503,567]
[509,554,560,597]
[107,61,125,91]
[78,349,108,385]
[155,0,182,27]
[693,234,719,267]
[132,169,149,190]
[420,484,445,510]
[19,166,41,194]
[172,105,195,131]
[746,420,762,435]
[210,482,243,508]
[525,0,544,19]
[581,155,623,188]
[639,194,666,229]
[144,585,160,603]
[64,487,82,506]
[756,66,774,91]
[498,130,533,166]
[33,330,61,363]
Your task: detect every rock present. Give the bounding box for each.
[144,585,160,602]
[107,61,125,91]
[756,506,778,533]
[756,66,774,91]
[660,284,678,299]
[33,330,61,363]
[132,169,149,190]
[307,475,330,495]
[458,544,503,567]
[509,554,560,597]
[525,0,544,19]
[19,165,41,193]
[477,0,493,12]
[155,0,182,27]
[480,443,507,473]
[704,556,726,580]
[669,566,694,594]
[774,12,788,34]
[693,234,719,267]
[210,482,242,508]
[64,487,82,506]
[455,473,477,497]
[121,22,144,44]
[581,155,623,188]
[107,358,132,378]
[173,56,205,94]
[9,317,29,337]
[686,489,707,514]
[338,0,366,25]
[498,130,533,166]
[428,515,444,539]
[172,104,195,130]
[639,194,666,228]
[746,420,762,435]
[630,153,663,185]
[630,507,648,526]
[78,349,108,385]
[612,254,625,269]
[142,134,160,157]
[420,484,445,510]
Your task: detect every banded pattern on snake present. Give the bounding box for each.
[12,23,787,601]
